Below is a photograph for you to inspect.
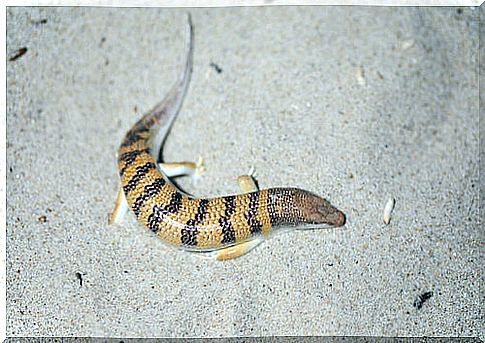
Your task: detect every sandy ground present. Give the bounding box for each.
[6,6,481,338]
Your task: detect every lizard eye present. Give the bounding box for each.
[316,203,346,227]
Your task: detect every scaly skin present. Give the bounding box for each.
[116,14,346,255]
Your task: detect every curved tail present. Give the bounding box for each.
[140,13,194,158]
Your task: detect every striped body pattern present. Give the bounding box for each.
[119,129,344,250]
[114,15,345,258]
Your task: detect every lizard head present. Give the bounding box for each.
[269,188,346,230]
[294,190,346,228]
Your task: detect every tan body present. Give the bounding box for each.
[110,15,345,260]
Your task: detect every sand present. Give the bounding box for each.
[6,6,482,338]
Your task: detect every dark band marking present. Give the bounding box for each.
[181,226,198,246]
[268,188,284,227]
[131,177,166,217]
[247,192,262,235]
[269,210,283,226]
[185,199,209,228]
[120,129,146,148]
[123,162,157,194]
[119,148,151,176]
[219,195,236,244]
[166,191,183,214]
[146,191,184,233]
[147,204,165,233]
[182,199,209,246]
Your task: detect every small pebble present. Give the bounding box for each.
[383,198,396,224]
[356,66,366,86]
[401,39,415,51]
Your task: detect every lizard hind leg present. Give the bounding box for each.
[236,166,259,193]
[108,188,129,225]
[158,156,206,185]
[212,238,264,261]
[180,237,264,261]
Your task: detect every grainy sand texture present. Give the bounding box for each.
[6,6,481,338]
